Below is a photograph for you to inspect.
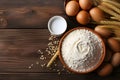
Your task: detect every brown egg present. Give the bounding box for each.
[65,1,80,16]
[90,7,105,22]
[95,26,112,38]
[79,0,93,10]
[76,10,90,25]
[97,63,113,77]
[111,52,120,67]
[108,38,120,52]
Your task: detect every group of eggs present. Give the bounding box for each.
[65,0,105,25]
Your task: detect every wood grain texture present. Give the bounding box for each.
[0,0,119,80]
[0,73,60,80]
[0,29,65,73]
[0,0,64,8]
[0,73,120,80]
[0,0,65,28]
[0,29,49,72]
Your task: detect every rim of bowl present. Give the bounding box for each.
[59,27,106,74]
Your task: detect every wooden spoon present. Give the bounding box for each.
[47,50,59,67]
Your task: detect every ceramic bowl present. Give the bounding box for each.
[58,27,106,74]
[48,16,67,36]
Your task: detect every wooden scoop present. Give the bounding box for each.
[47,50,59,67]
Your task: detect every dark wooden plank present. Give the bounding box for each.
[0,29,50,72]
[0,73,60,80]
[0,73,119,80]
[0,0,65,28]
[60,73,120,80]
[0,29,68,73]
[0,0,64,8]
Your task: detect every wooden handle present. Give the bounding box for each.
[47,50,59,67]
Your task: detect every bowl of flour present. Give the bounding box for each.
[59,27,105,73]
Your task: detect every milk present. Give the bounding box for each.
[48,16,67,36]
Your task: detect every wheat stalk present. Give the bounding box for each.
[98,5,120,19]
[110,17,120,21]
[102,2,120,14]
[102,0,120,9]
[99,20,120,26]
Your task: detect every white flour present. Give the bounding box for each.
[61,29,103,72]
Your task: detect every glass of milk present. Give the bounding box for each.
[48,16,67,36]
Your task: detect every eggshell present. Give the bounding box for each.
[65,1,80,16]
[108,38,120,52]
[76,10,90,25]
[111,52,120,67]
[95,26,112,38]
[98,63,113,77]
[90,7,105,22]
[79,0,93,10]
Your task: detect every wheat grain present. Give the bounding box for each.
[98,25,120,28]
[102,2,120,14]
[99,20,120,26]
[102,0,120,8]
[98,5,120,19]
[110,17,120,21]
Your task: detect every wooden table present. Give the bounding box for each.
[0,0,119,80]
